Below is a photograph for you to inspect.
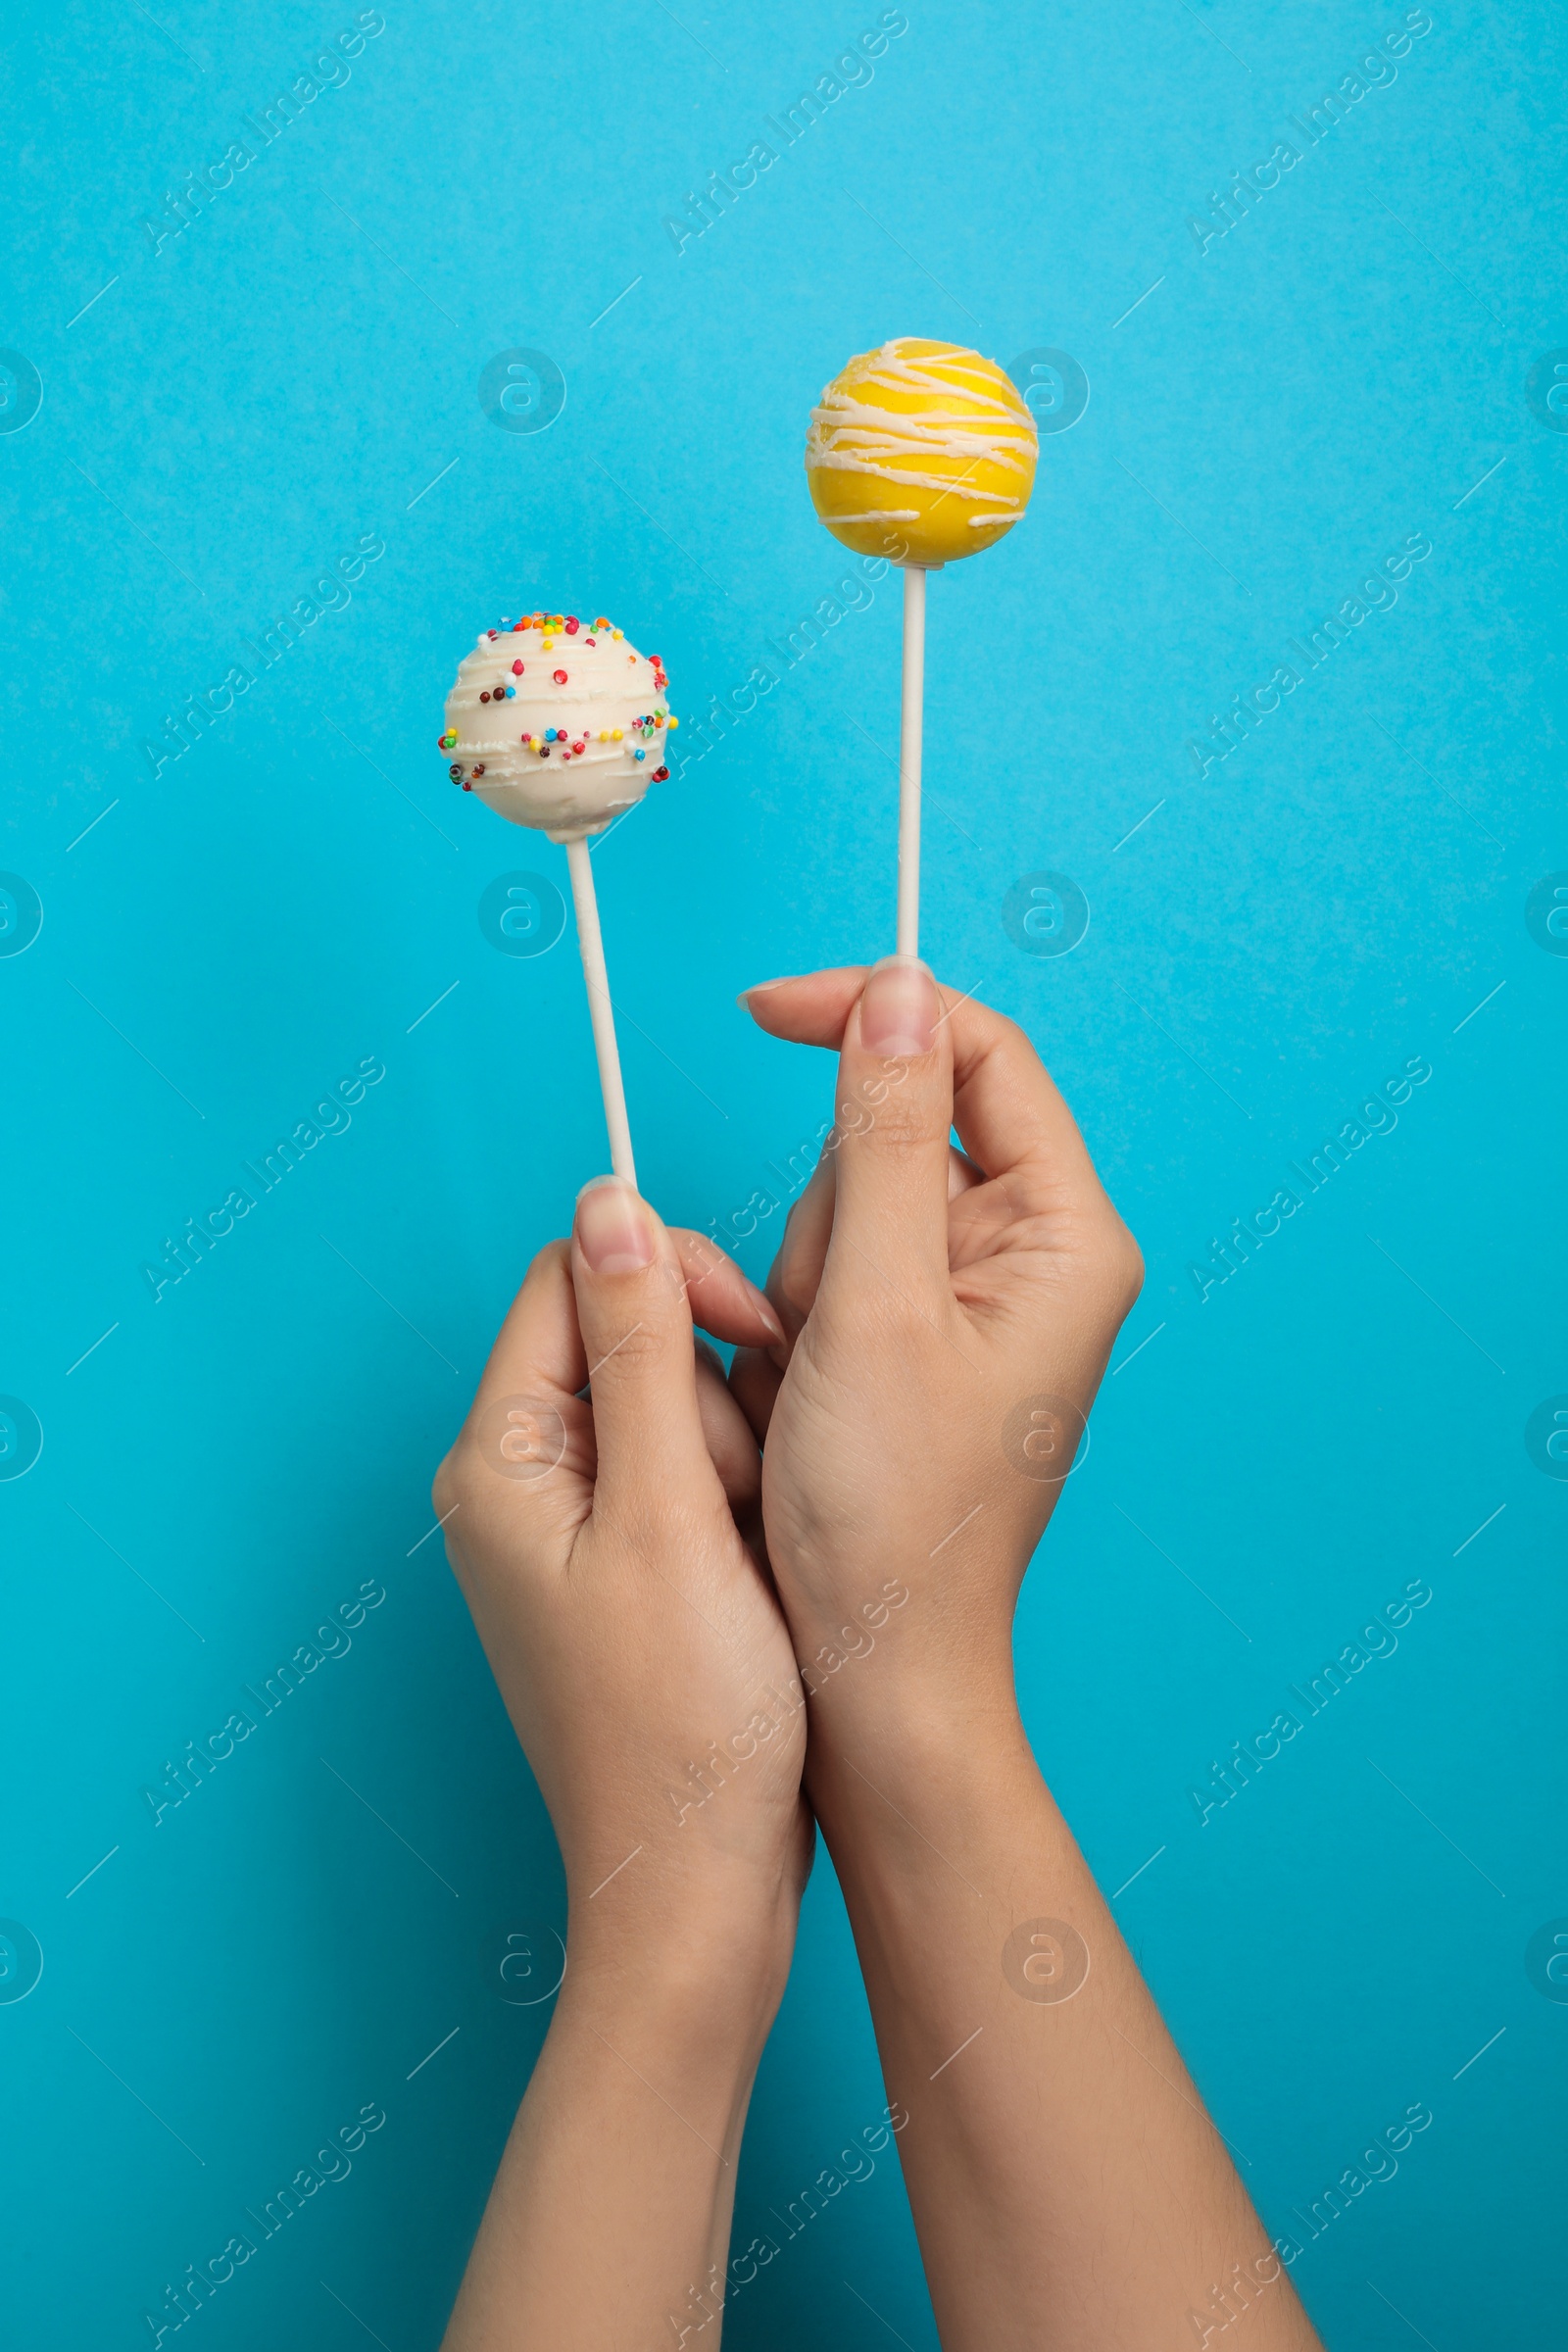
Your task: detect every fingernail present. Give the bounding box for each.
[745,1278,786,1344]
[736,976,796,1007]
[860,955,939,1057]
[574,1176,655,1274]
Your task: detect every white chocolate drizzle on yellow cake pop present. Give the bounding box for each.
[805,339,1038,564]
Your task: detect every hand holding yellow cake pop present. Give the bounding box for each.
[805,337,1038,566]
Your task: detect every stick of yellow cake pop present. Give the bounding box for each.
[806,338,1039,956]
[897,562,926,956]
[437,610,677,1188]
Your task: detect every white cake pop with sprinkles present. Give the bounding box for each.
[433,605,681,1190]
[439,609,676,843]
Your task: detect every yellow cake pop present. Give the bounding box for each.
[805,337,1039,566]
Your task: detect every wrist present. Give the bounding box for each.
[563,1859,801,2050]
[789,1611,1022,1782]
[807,1705,1043,1902]
[772,1533,1028,1758]
[520,1908,788,2226]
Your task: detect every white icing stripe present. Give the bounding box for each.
[811,392,1031,443]
[810,448,1023,504]
[806,339,1037,496]
[808,435,1029,484]
[809,414,1033,474]
[854,352,1024,411]
[440,622,670,838]
[825,509,922,523]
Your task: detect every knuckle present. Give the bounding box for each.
[589,1313,669,1375]
[843,1093,939,1158]
[857,1280,945,1355]
[595,1487,701,1563]
[980,1004,1038,1076]
[1091,1213,1145,1312]
[433,1439,483,1520]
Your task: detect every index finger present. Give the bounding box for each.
[742,969,1103,1207]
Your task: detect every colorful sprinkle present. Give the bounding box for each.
[441,612,675,797]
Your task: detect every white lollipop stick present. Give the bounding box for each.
[897,564,927,957]
[564,835,637,1190]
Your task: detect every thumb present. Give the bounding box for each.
[823,956,955,1298]
[569,1176,716,1520]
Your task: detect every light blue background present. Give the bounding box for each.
[3,0,1563,2343]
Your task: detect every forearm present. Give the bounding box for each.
[807,1690,1321,2352]
[442,1928,783,2351]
